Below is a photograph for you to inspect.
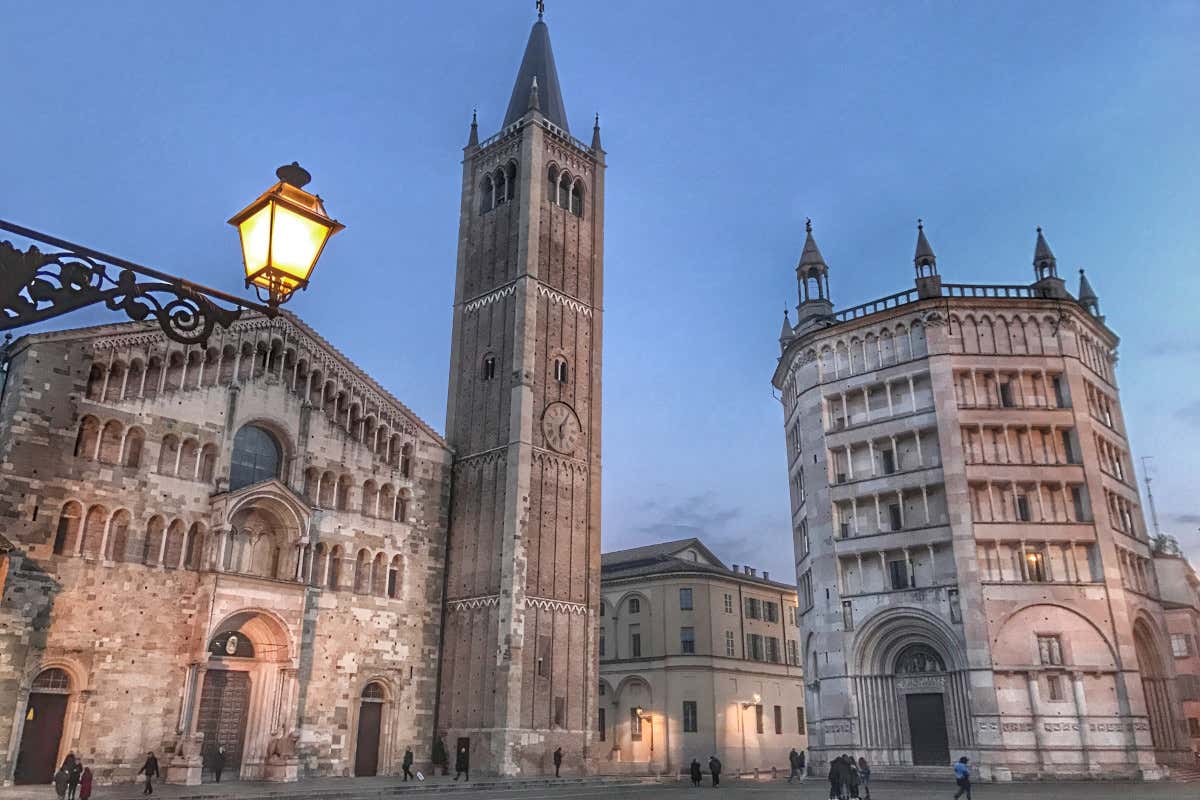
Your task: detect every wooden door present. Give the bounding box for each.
[906,693,950,765]
[14,694,68,784]
[354,702,382,776]
[196,671,251,776]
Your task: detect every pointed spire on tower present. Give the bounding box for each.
[914,218,937,271]
[591,113,603,151]
[467,108,479,148]
[1077,269,1102,319]
[1033,226,1057,278]
[503,9,569,131]
[798,218,827,270]
[779,308,794,347]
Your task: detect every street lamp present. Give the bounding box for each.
[0,163,342,345]
[228,162,344,308]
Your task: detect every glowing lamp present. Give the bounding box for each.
[228,163,344,307]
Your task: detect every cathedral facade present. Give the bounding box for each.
[0,9,601,786]
[772,223,1191,778]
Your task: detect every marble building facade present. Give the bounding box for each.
[772,222,1191,778]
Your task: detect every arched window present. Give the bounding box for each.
[354,549,370,594]
[400,444,413,478]
[179,438,199,480]
[198,444,218,483]
[123,428,145,468]
[107,509,132,561]
[85,365,105,401]
[144,357,163,397]
[571,180,584,216]
[495,169,507,207]
[628,597,641,614]
[387,555,403,599]
[558,172,571,209]
[74,416,100,459]
[371,552,387,595]
[229,425,281,490]
[505,162,517,201]
[547,166,559,204]
[362,480,378,517]
[395,491,410,523]
[104,363,126,402]
[336,475,351,511]
[482,355,496,381]
[53,502,82,555]
[362,681,386,700]
[98,420,123,464]
[328,545,343,589]
[553,357,569,384]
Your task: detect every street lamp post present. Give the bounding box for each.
[0,164,342,345]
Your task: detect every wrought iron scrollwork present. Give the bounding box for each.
[0,240,243,345]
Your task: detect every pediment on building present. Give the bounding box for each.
[209,478,312,536]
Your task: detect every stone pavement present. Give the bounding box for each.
[1,776,1197,800]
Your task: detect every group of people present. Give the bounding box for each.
[687,755,723,787]
[827,754,872,800]
[51,753,92,800]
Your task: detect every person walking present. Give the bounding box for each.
[65,756,82,800]
[798,749,807,780]
[139,752,159,795]
[402,747,414,781]
[953,756,972,800]
[213,746,227,783]
[788,748,801,783]
[453,744,469,782]
[857,757,871,800]
[690,758,702,787]
[53,767,69,800]
[708,755,722,787]
[552,746,563,777]
[78,765,93,800]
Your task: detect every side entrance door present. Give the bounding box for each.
[354,702,382,776]
[14,694,68,785]
[905,693,950,765]
[196,670,251,779]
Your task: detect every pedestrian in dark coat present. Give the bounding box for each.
[53,767,69,800]
[79,766,93,800]
[690,759,702,787]
[857,757,871,800]
[213,746,227,783]
[788,749,801,783]
[65,756,82,800]
[432,737,449,776]
[454,744,469,781]
[402,747,414,781]
[139,752,159,795]
[552,747,563,777]
[799,749,807,778]
[847,756,860,800]
[708,755,721,787]
[828,756,842,800]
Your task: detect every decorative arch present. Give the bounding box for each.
[851,606,966,675]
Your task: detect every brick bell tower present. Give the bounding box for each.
[437,6,605,776]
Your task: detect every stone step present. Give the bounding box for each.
[157,776,660,800]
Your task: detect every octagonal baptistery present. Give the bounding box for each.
[771,222,1190,779]
[0,311,452,786]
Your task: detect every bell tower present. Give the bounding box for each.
[438,7,605,776]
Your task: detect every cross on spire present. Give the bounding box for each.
[537,0,545,18]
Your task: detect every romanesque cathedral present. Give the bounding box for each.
[0,10,602,785]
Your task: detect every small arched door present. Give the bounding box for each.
[354,683,386,776]
[15,669,72,785]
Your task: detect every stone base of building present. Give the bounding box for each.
[442,726,592,777]
[262,757,301,782]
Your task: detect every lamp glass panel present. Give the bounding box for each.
[237,204,273,278]
[269,204,331,281]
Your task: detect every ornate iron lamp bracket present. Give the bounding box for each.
[0,221,273,345]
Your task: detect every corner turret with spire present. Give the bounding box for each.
[793,219,835,336]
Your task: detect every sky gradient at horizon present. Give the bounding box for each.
[2,1,1198,575]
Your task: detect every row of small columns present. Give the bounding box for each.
[974,481,1082,523]
[819,329,922,381]
[962,423,1075,465]
[833,430,930,482]
[837,486,935,536]
[836,544,939,594]
[1116,547,1158,596]
[979,540,1090,583]
[957,368,1062,408]
[1105,490,1139,535]
[827,374,923,429]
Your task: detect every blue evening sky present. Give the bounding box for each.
[2,2,1198,575]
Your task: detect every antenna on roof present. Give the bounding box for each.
[1142,456,1162,538]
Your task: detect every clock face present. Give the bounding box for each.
[542,402,582,455]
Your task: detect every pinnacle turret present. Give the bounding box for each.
[591,113,602,151]
[798,218,827,271]
[467,109,479,148]
[914,219,937,273]
[779,309,794,349]
[1078,269,1102,319]
[1033,226,1057,279]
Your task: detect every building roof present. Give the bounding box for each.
[502,17,569,132]
[602,537,796,592]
